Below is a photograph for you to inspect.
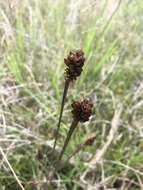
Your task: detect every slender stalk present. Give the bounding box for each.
[58,135,96,170]
[57,143,84,171]
[56,119,79,166]
[52,79,70,152]
[67,143,84,161]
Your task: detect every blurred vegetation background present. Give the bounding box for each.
[0,0,143,189]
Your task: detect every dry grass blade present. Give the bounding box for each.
[89,104,122,166]
[0,147,25,190]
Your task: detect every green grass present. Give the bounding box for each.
[0,0,143,189]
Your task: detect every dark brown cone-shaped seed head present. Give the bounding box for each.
[71,99,93,122]
[64,48,85,81]
[84,136,96,146]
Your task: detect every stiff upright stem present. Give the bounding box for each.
[52,79,70,152]
[56,119,79,167]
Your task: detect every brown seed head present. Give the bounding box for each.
[64,48,85,81]
[84,136,96,146]
[71,99,93,122]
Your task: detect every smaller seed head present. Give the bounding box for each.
[84,136,96,146]
[71,99,93,122]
